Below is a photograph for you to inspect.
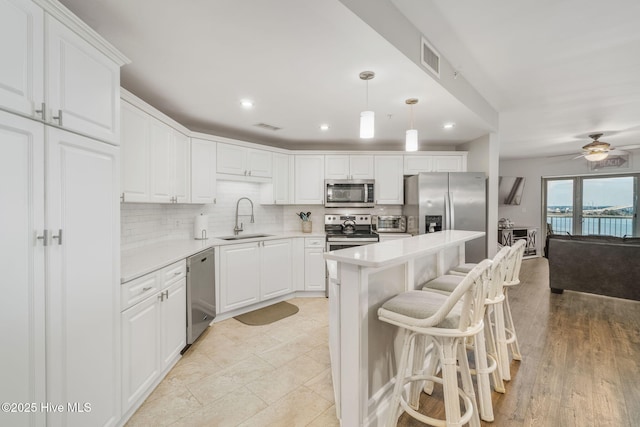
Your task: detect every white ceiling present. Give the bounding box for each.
[60,0,640,159]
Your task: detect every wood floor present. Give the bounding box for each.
[398,257,640,427]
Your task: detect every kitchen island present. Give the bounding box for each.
[323,230,485,427]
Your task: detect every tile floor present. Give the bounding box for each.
[125,297,339,427]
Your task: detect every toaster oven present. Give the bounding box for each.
[373,215,407,233]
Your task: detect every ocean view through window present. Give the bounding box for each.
[544,174,638,237]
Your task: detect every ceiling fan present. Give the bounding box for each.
[575,133,640,161]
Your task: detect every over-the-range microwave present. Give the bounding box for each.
[325,179,375,208]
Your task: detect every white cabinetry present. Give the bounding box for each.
[404,153,467,174]
[325,155,374,180]
[149,121,190,203]
[374,155,404,205]
[121,261,186,415]
[295,155,325,204]
[191,138,217,204]
[261,152,293,204]
[219,239,293,313]
[0,0,126,145]
[217,143,272,179]
[1,110,121,427]
[121,101,150,202]
[304,237,326,291]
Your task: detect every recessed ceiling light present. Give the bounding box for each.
[240,100,254,108]
[443,123,455,129]
[320,124,330,131]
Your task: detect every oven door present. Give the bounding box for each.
[325,180,375,208]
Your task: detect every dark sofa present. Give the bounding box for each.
[545,234,640,301]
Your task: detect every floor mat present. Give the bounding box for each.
[233,301,299,325]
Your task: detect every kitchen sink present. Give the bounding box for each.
[218,233,273,241]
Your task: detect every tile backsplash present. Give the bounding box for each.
[121,181,402,250]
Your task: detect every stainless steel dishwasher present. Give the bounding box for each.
[186,248,216,346]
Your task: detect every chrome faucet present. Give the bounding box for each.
[234,197,255,235]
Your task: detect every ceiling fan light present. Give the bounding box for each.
[360,110,374,139]
[584,151,608,161]
[405,129,418,151]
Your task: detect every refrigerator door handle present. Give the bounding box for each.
[449,192,455,230]
[444,192,450,230]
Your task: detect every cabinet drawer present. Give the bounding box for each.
[162,261,186,288]
[305,237,325,248]
[121,274,160,311]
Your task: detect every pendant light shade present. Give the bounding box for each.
[359,71,375,139]
[405,129,418,152]
[405,98,419,151]
[584,151,608,161]
[360,110,375,139]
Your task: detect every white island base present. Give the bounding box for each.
[324,230,486,427]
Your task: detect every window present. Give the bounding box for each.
[543,174,639,237]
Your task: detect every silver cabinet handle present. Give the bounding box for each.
[51,229,62,245]
[53,110,63,126]
[164,290,169,299]
[120,193,125,203]
[142,286,152,292]
[35,102,46,120]
[174,271,181,276]
[36,230,50,246]
[214,198,217,204]
[248,170,252,176]
[244,170,247,176]
[158,293,164,302]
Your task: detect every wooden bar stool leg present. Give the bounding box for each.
[441,338,463,426]
[457,338,481,427]
[408,335,427,410]
[484,309,505,393]
[473,328,494,422]
[494,298,511,381]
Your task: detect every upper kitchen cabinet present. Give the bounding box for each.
[149,120,190,204]
[217,142,272,181]
[191,138,217,204]
[121,93,190,204]
[374,155,404,205]
[295,154,325,204]
[121,101,150,202]
[0,0,129,145]
[261,152,293,205]
[403,153,467,174]
[325,154,374,180]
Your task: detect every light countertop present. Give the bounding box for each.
[121,230,325,283]
[323,230,485,268]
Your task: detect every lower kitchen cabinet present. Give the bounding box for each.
[304,238,326,291]
[121,261,186,415]
[219,239,293,313]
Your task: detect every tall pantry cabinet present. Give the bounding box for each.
[0,1,129,426]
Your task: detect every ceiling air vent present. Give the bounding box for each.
[421,36,440,78]
[253,123,282,131]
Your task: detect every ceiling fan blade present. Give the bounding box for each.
[616,144,640,150]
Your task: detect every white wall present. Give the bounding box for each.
[460,132,500,256]
[499,152,639,249]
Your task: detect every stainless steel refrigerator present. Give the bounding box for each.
[403,172,487,262]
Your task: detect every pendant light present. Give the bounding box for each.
[405,98,418,151]
[359,71,375,139]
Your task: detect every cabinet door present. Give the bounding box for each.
[172,131,190,203]
[304,247,326,291]
[121,294,161,414]
[149,118,173,203]
[295,155,325,204]
[217,143,246,176]
[46,16,120,144]
[433,155,465,172]
[374,156,404,205]
[161,279,187,368]
[219,243,261,312]
[272,153,292,204]
[248,148,272,177]
[349,155,374,179]
[404,155,433,174]
[191,138,217,204]
[45,128,120,427]
[120,101,150,202]
[325,155,350,179]
[0,111,46,427]
[261,239,293,300]
[0,0,44,118]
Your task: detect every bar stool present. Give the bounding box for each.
[421,247,510,422]
[378,260,492,427]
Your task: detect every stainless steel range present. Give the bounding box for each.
[324,214,379,296]
[325,214,379,251]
